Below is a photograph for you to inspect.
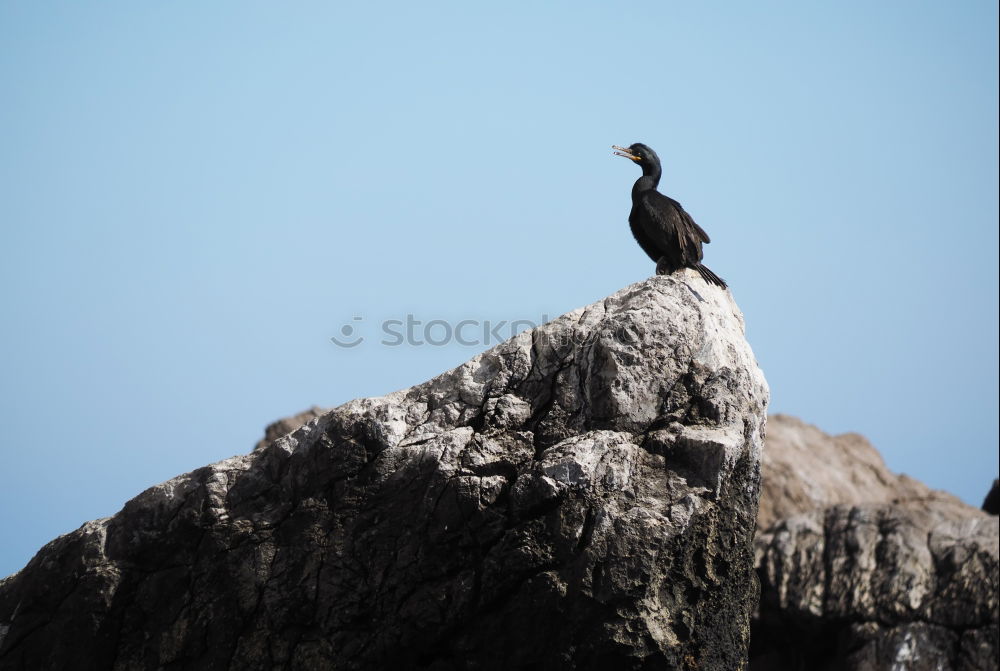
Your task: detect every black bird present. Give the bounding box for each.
[613,143,726,288]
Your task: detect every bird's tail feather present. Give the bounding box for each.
[695,264,727,289]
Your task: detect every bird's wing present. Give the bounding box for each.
[639,191,710,264]
[653,192,710,243]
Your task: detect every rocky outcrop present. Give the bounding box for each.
[255,407,326,452]
[757,415,970,532]
[752,417,998,670]
[0,272,768,671]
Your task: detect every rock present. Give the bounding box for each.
[983,479,1000,515]
[254,406,326,452]
[0,271,768,671]
[752,418,998,670]
[757,415,969,532]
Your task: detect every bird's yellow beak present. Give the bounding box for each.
[612,145,641,162]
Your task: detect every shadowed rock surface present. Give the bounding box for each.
[0,272,768,671]
[982,480,1000,515]
[752,418,998,670]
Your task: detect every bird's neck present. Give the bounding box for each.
[633,170,661,195]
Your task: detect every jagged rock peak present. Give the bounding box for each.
[0,272,768,671]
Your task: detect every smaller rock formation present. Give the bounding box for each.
[752,416,998,670]
[255,406,326,451]
[757,414,969,532]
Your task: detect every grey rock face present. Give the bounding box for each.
[0,272,768,671]
[752,419,999,670]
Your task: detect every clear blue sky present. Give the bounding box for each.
[1,1,996,577]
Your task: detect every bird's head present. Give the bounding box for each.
[612,143,659,167]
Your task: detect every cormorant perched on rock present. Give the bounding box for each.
[613,143,726,288]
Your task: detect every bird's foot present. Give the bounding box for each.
[655,258,670,275]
